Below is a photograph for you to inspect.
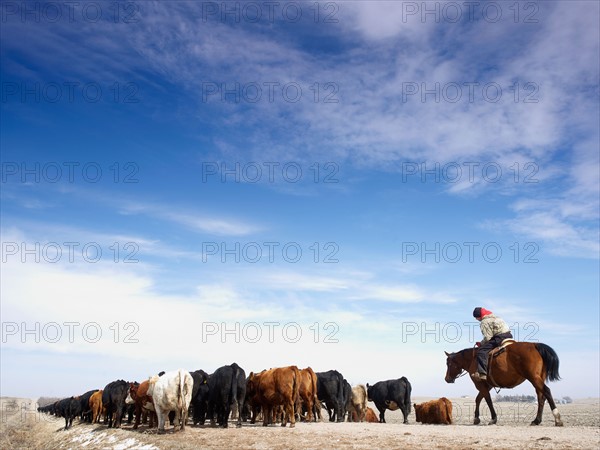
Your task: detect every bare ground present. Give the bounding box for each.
[2,397,598,449]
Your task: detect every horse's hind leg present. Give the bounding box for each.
[542,384,563,426]
[531,378,563,426]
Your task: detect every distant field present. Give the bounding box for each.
[2,396,599,449]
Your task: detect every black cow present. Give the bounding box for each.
[102,380,129,428]
[342,379,352,421]
[366,377,412,424]
[54,398,69,422]
[79,389,98,423]
[190,369,210,425]
[316,370,345,422]
[55,397,81,429]
[207,362,246,428]
[38,402,57,415]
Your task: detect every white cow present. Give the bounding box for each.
[147,369,194,433]
[348,384,368,422]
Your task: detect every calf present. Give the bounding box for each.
[102,380,130,428]
[147,369,194,434]
[414,397,453,425]
[365,406,378,422]
[366,377,412,424]
[190,369,210,426]
[126,380,157,429]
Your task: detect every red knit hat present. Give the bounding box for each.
[473,307,493,319]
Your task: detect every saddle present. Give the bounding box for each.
[486,339,517,386]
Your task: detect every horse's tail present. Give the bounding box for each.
[535,343,561,382]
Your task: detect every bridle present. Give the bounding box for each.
[447,349,470,382]
[450,369,468,382]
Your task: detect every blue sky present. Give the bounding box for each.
[1,1,598,400]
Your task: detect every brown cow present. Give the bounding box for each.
[89,390,105,423]
[126,380,157,429]
[414,397,453,425]
[247,366,300,427]
[298,367,319,422]
[365,406,378,422]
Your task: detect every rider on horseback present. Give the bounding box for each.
[472,307,513,381]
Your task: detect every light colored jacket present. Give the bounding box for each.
[480,314,510,343]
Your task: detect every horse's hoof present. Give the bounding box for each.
[488,419,497,425]
[555,421,564,427]
[473,418,481,425]
[530,420,540,426]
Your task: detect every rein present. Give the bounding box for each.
[453,369,468,381]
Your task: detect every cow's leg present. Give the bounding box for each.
[376,403,386,423]
[133,405,141,429]
[222,400,230,428]
[306,398,314,422]
[289,400,296,428]
[173,409,180,430]
[156,406,166,434]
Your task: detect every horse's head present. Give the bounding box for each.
[444,350,466,383]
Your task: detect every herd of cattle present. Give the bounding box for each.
[37,363,453,434]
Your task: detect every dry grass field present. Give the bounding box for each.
[1,396,598,449]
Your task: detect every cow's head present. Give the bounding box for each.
[125,382,139,404]
[366,383,372,402]
[413,403,422,422]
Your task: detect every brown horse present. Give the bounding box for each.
[444,342,563,426]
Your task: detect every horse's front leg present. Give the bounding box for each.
[483,392,497,425]
[473,391,484,425]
